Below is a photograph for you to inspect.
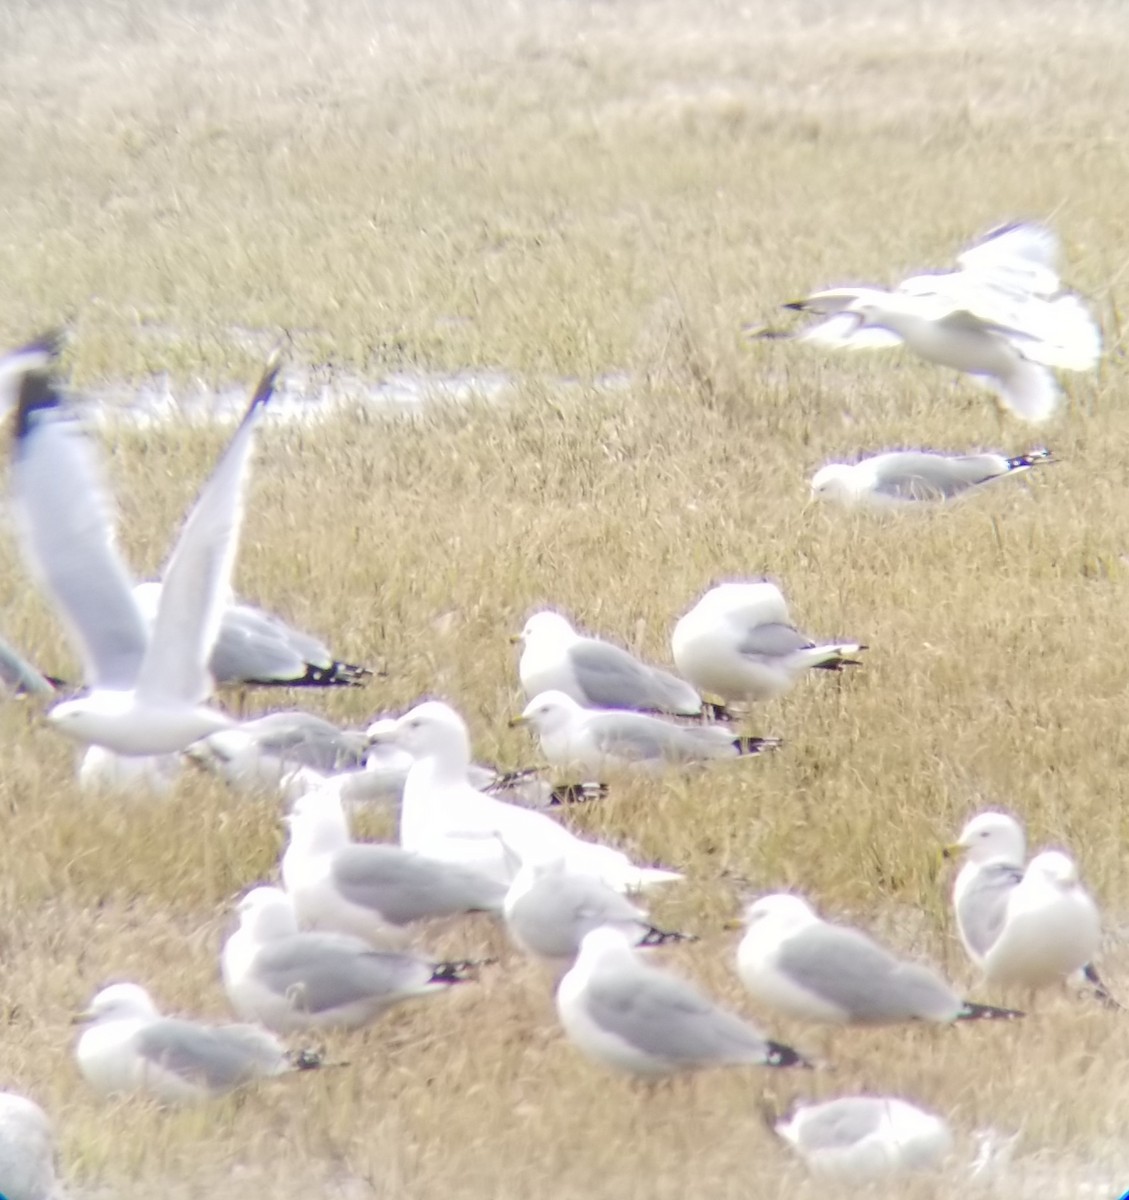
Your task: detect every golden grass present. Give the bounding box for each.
[1,0,1129,1195]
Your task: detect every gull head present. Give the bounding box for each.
[575,924,639,969]
[949,811,1026,865]
[76,982,160,1026]
[390,701,472,763]
[514,610,576,649]
[235,886,300,941]
[809,464,861,505]
[741,893,819,936]
[1025,850,1080,890]
[48,692,132,743]
[284,787,349,850]
[515,690,583,735]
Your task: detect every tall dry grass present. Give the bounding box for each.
[1,0,1128,1195]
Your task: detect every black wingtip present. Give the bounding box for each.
[782,300,807,312]
[1082,962,1123,1010]
[1006,448,1055,471]
[812,653,867,672]
[734,735,784,757]
[13,357,64,441]
[548,781,609,806]
[429,957,497,985]
[246,350,283,416]
[245,660,372,689]
[701,700,736,723]
[638,925,697,947]
[764,1040,812,1069]
[956,1001,1025,1022]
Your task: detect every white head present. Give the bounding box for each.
[235,886,300,941]
[953,812,1026,865]
[284,787,350,851]
[741,893,820,936]
[516,610,578,648]
[1025,850,1081,890]
[79,982,161,1025]
[575,924,639,969]
[388,701,472,767]
[47,694,125,743]
[516,690,583,735]
[809,463,862,505]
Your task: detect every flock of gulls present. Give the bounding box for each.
[0,220,1112,1196]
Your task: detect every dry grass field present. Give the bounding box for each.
[1,0,1129,1195]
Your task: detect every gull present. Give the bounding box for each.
[133,581,370,688]
[946,812,1109,999]
[769,1095,953,1181]
[503,857,693,975]
[74,982,314,1105]
[513,691,779,777]
[7,336,279,755]
[556,926,809,1077]
[810,448,1053,509]
[736,894,1022,1025]
[772,221,1101,422]
[0,1091,59,1200]
[515,609,726,719]
[282,786,507,946]
[186,712,369,792]
[222,886,482,1033]
[671,581,864,703]
[378,700,682,889]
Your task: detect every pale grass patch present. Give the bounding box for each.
[0,0,1128,1196]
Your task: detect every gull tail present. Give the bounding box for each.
[548,781,608,806]
[1005,448,1054,473]
[637,925,697,948]
[763,1040,813,1069]
[428,957,497,985]
[1082,962,1123,1010]
[956,1001,1025,1022]
[733,735,784,757]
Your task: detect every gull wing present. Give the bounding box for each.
[135,356,279,706]
[9,335,148,688]
[955,221,1061,296]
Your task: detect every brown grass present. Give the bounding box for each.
[1,0,1129,1195]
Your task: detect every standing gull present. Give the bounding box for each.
[556,926,809,1077]
[810,449,1053,509]
[513,690,779,776]
[222,886,482,1033]
[74,982,314,1105]
[736,894,1021,1025]
[769,1095,953,1181]
[376,700,681,890]
[282,786,507,946]
[7,336,279,755]
[515,609,723,718]
[671,581,864,703]
[947,812,1108,998]
[504,857,692,975]
[767,221,1101,421]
